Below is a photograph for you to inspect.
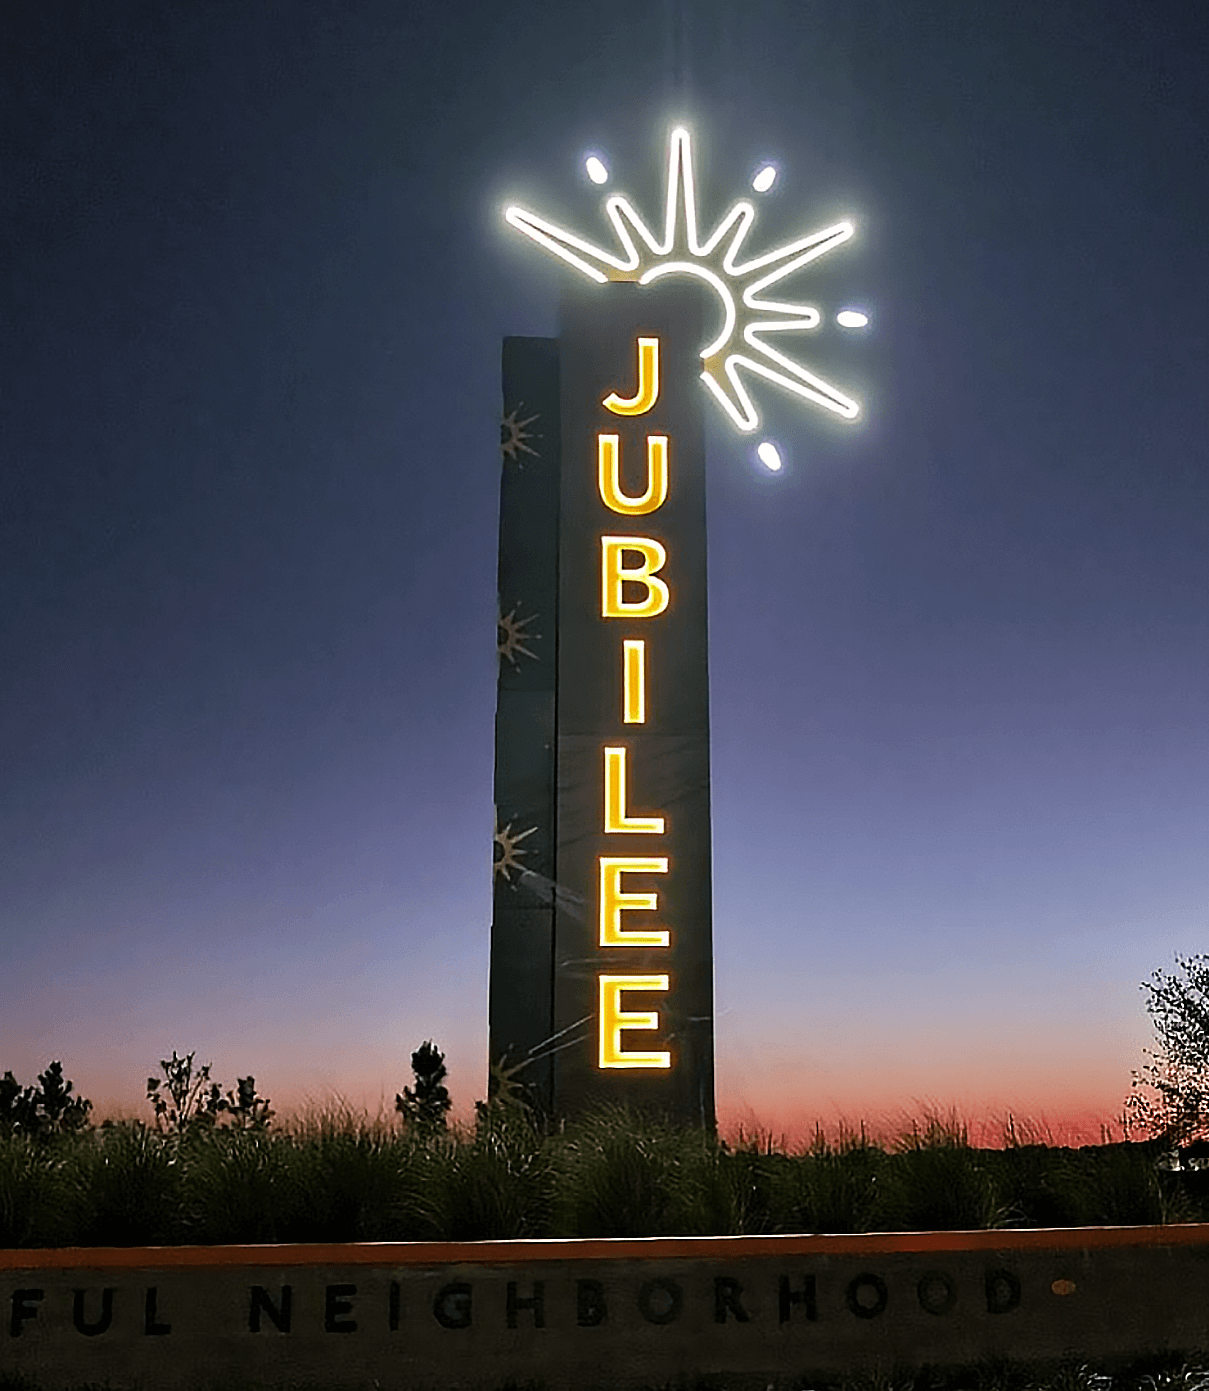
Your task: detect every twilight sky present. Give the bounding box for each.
[3,0,1207,1142]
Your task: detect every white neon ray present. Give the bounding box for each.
[504,126,863,433]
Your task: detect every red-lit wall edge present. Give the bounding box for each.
[5,1223,1209,1270]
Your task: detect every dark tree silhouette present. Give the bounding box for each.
[395,1040,452,1132]
[146,1050,273,1132]
[0,1061,91,1137]
[0,1070,40,1134]
[1125,952,1209,1145]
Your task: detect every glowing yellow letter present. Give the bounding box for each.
[623,639,645,724]
[604,746,665,834]
[599,974,671,1068]
[599,856,669,947]
[598,434,668,516]
[601,537,669,619]
[603,336,659,416]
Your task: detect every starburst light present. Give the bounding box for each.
[497,604,540,667]
[501,405,541,463]
[493,810,538,886]
[505,126,862,434]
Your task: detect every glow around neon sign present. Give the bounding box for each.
[505,126,864,435]
[595,335,675,1069]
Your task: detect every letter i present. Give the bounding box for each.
[623,640,645,724]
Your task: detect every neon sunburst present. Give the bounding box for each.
[504,126,862,434]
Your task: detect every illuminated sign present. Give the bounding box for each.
[506,127,865,436]
[493,177,716,1126]
[596,336,673,1066]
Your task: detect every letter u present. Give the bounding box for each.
[598,434,668,516]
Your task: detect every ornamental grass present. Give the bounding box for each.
[0,1103,1202,1250]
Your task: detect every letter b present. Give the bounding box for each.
[601,537,669,619]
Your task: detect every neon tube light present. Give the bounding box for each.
[505,126,863,433]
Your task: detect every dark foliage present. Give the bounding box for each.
[395,1039,452,1133]
[0,1062,91,1139]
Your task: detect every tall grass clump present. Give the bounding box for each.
[1075,1142,1197,1226]
[5,1081,1207,1248]
[66,1122,189,1246]
[0,1130,77,1247]
[550,1104,738,1237]
[273,1102,439,1242]
[431,1105,555,1240]
[765,1123,886,1234]
[876,1111,1008,1232]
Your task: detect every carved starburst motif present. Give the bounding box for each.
[493,810,537,885]
[505,126,862,434]
[497,604,540,667]
[501,405,540,464]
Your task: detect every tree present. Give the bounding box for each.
[31,1061,92,1134]
[395,1040,451,1133]
[1124,953,1209,1145]
[146,1050,273,1133]
[225,1075,274,1131]
[147,1050,228,1133]
[0,1071,40,1135]
[0,1062,91,1138]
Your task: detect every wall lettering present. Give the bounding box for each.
[249,1285,292,1334]
[72,1288,114,1337]
[713,1277,750,1324]
[845,1274,888,1320]
[637,1278,682,1326]
[778,1274,817,1324]
[433,1282,472,1330]
[325,1284,357,1334]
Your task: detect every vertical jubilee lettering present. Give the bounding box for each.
[595,335,675,1073]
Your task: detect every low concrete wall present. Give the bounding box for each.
[4,1226,1209,1389]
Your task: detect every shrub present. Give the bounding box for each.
[550,1105,728,1238]
[0,1131,75,1246]
[281,1107,435,1242]
[437,1109,554,1240]
[0,1062,91,1139]
[395,1040,452,1134]
[67,1121,187,1246]
[767,1127,885,1234]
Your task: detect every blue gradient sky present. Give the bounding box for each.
[4,1,1207,1141]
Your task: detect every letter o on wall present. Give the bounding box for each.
[637,1278,682,1325]
[845,1273,888,1320]
[916,1271,956,1316]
